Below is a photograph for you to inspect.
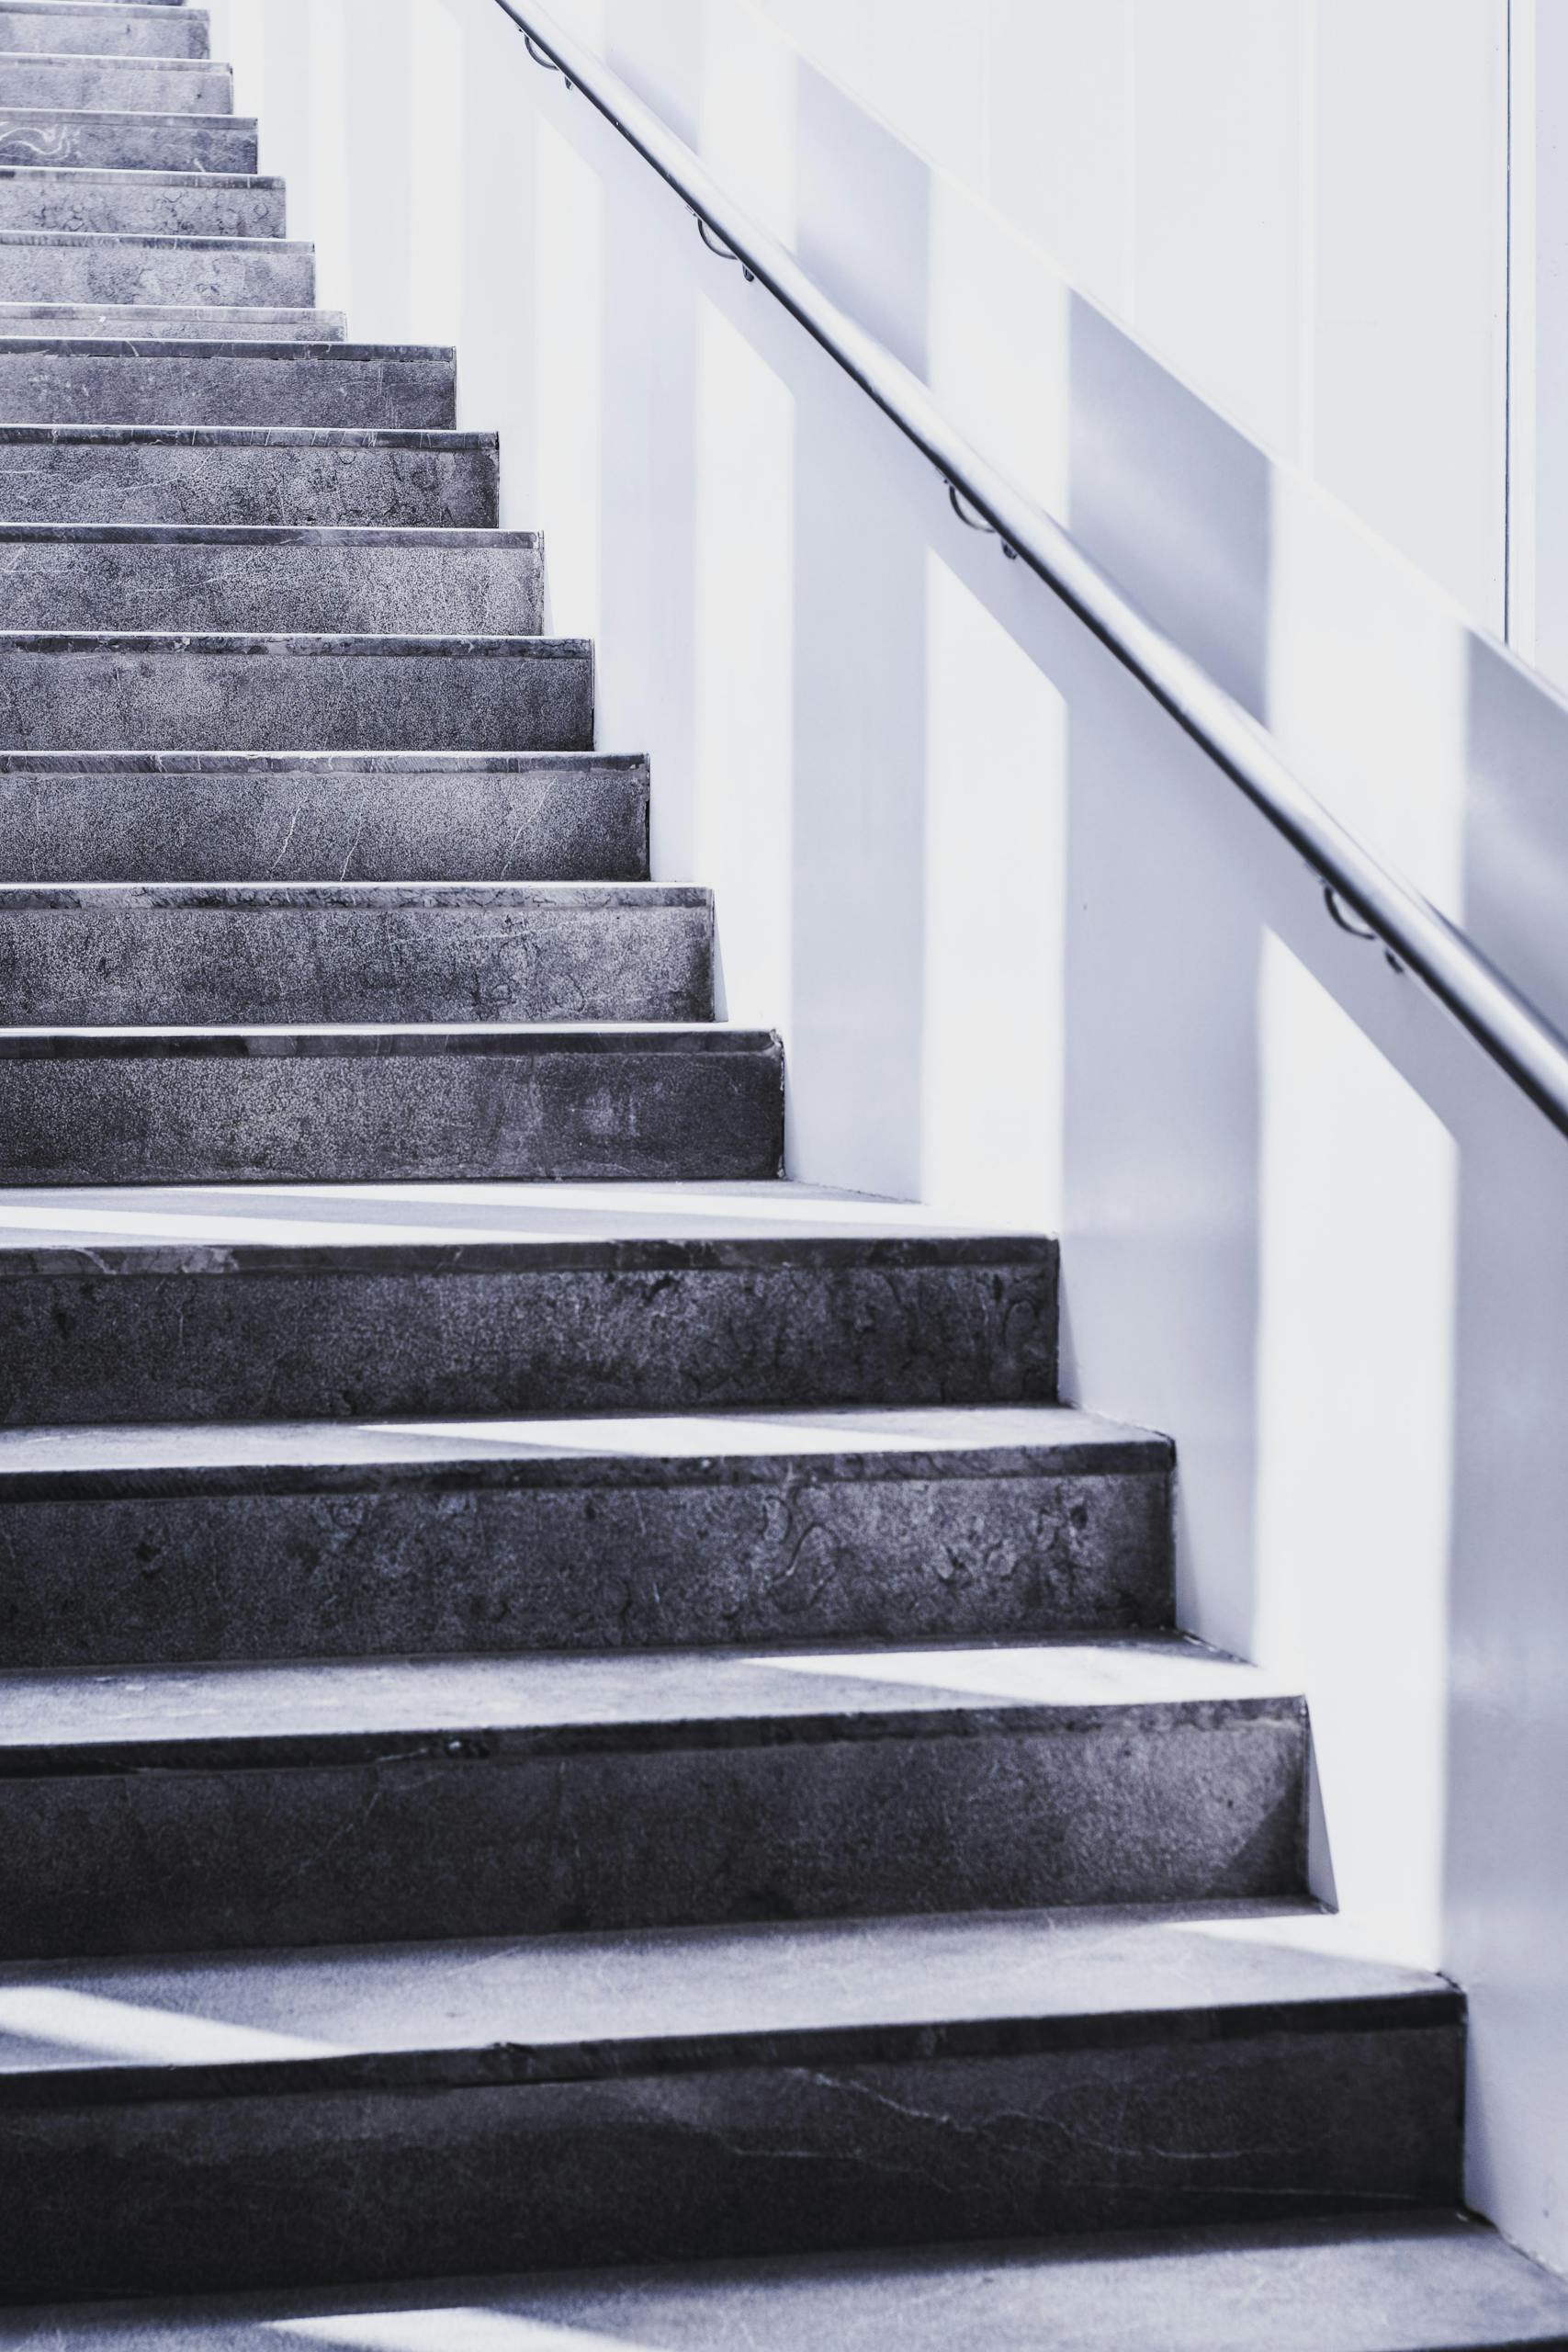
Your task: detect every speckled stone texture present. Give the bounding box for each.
[0,1639,1307,1956]
[0,4,210,55]
[0,426,500,526]
[0,165,285,238]
[0,1025,783,1183]
[0,632,591,751]
[0,230,313,306]
[0,883,714,1023]
[0,298,341,335]
[0,1222,1057,1423]
[0,336,454,425]
[0,752,647,879]
[0,106,256,172]
[0,1408,1171,1666]
[0,55,231,112]
[0,526,544,634]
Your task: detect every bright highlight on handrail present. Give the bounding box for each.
[492,0,1568,1148]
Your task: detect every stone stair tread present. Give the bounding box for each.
[0,300,341,335]
[0,104,255,174]
[0,421,491,447]
[6,2218,1558,2352]
[0,1900,1452,2091]
[0,1401,1167,1493]
[0,332,431,358]
[0,1630,1295,1759]
[0,879,698,907]
[0,226,299,251]
[0,519,531,545]
[0,162,279,191]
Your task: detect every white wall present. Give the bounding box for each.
[205,0,1568,2274]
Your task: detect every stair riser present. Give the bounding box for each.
[0,60,231,113]
[0,643,589,751]
[0,6,209,55]
[0,237,313,307]
[0,1711,1305,1957]
[0,902,713,1024]
[0,539,544,636]
[0,1466,1171,1668]
[0,109,255,172]
[0,346,454,427]
[0,2025,1461,2300]
[0,172,284,237]
[0,758,647,880]
[0,1042,778,1184]
[0,1260,1057,1425]
[0,439,499,526]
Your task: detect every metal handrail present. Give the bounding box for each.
[493,0,1568,1145]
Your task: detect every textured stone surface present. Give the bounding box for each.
[10,2217,1563,2352]
[0,882,713,1024]
[0,1405,1171,1665]
[0,165,284,238]
[0,55,231,111]
[0,229,312,306]
[0,106,256,172]
[0,4,210,56]
[0,298,341,336]
[0,425,499,526]
[0,1185,1057,1421]
[0,525,544,634]
[0,1023,782,1184]
[0,336,453,425]
[0,751,646,879]
[0,631,591,751]
[0,1636,1307,1955]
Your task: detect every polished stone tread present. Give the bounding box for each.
[0,750,645,879]
[0,103,255,172]
[0,165,284,237]
[0,335,454,426]
[0,228,311,306]
[0,423,499,526]
[0,629,592,752]
[0,55,231,112]
[0,299,341,336]
[0,5,209,57]
[0,525,546,635]
[0,880,714,1025]
[8,2220,1559,2352]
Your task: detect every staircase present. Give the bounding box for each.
[0,4,1564,2346]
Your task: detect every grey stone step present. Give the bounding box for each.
[0,103,254,171]
[0,3,209,56]
[0,228,312,304]
[0,298,340,334]
[0,1907,1460,2297]
[0,164,284,237]
[0,1022,781,1184]
[0,1636,1308,1958]
[0,53,230,111]
[0,630,591,751]
[0,526,544,635]
[0,1405,1173,1668]
[0,882,714,1025]
[0,1182,1057,1425]
[11,2216,1562,2351]
[0,335,453,426]
[0,751,647,879]
[0,424,498,526]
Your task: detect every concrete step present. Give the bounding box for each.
[0,882,714,1025]
[0,1636,1308,1958]
[0,297,339,334]
[0,227,312,304]
[11,2215,1563,2350]
[0,1406,1172,1668]
[0,1022,781,1184]
[0,52,230,111]
[0,751,647,879]
[0,1182,1056,1424]
[0,525,544,634]
[0,102,254,171]
[0,1908,1460,2298]
[0,164,284,236]
[0,630,591,752]
[0,3,209,55]
[0,424,499,526]
[0,334,453,425]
